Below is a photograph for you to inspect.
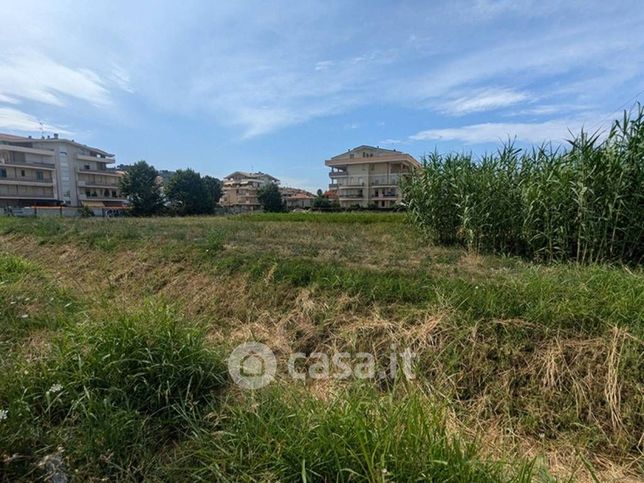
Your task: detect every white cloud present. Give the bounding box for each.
[440,88,530,115]
[0,94,18,104]
[0,107,71,134]
[315,61,334,71]
[409,118,603,144]
[0,51,111,107]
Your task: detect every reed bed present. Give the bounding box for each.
[403,106,644,263]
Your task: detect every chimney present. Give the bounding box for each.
[53,133,59,139]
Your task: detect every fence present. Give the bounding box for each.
[2,206,128,218]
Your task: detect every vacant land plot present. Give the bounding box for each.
[1,213,642,481]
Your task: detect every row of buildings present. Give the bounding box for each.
[0,132,419,211]
[219,146,420,211]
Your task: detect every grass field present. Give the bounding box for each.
[0,212,642,481]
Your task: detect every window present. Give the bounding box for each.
[0,169,6,178]
[104,189,110,197]
[349,153,354,159]
[85,190,91,197]
[20,170,26,177]
[112,190,117,198]
[36,171,44,180]
[84,164,91,170]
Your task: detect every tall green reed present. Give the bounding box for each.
[403,106,644,264]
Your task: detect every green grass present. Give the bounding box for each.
[0,306,228,480]
[0,213,641,480]
[162,386,537,482]
[235,211,406,223]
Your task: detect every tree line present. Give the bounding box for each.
[119,161,223,216]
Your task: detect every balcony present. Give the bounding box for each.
[77,180,121,188]
[0,176,54,186]
[76,167,122,176]
[77,154,115,164]
[371,175,401,186]
[329,170,347,178]
[330,176,365,187]
[0,145,55,157]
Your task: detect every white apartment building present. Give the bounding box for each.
[0,133,127,209]
[325,145,420,208]
[220,171,280,211]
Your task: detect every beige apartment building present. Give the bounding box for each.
[220,171,279,212]
[280,187,315,210]
[325,145,420,208]
[0,133,127,209]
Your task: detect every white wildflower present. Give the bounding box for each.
[0,409,8,421]
[20,314,29,319]
[47,384,63,394]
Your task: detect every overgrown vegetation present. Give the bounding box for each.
[0,213,641,481]
[403,106,644,263]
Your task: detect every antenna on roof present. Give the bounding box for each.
[39,121,44,139]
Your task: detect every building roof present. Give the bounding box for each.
[331,145,402,159]
[0,132,113,157]
[224,171,280,182]
[326,145,420,167]
[0,133,34,143]
[36,137,113,157]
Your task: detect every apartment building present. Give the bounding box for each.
[0,133,127,209]
[280,187,315,210]
[325,145,420,208]
[220,171,279,211]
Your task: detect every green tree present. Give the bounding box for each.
[312,189,331,209]
[119,160,164,216]
[165,169,212,215]
[202,175,223,208]
[257,183,285,212]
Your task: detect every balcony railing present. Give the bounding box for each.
[371,175,401,186]
[77,180,120,188]
[77,166,121,175]
[330,176,365,186]
[0,176,53,184]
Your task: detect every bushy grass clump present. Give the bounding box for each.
[163,386,536,482]
[0,307,228,480]
[403,106,644,263]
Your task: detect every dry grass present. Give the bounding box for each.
[1,214,642,480]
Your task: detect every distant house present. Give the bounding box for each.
[325,145,420,208]
[280,187,315,210]
[220,171,279,212]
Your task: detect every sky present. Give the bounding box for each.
[1,0,643,193]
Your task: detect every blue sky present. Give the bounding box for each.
[1,0,643,193]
